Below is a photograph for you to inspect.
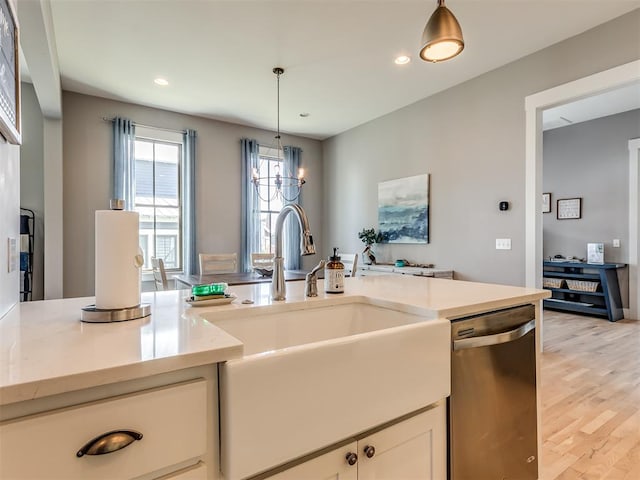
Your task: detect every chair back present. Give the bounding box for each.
[251,253,275,269]
[199,253,238,274]
[151,257,168,291]
[341,253,359,277]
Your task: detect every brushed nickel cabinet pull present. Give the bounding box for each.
[76,430,143,457]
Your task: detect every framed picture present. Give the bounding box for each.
[557,197,582,220]
[542,193,551,213]
[0,0,21,145]
[587,243,604,265]
[378,174,429,244]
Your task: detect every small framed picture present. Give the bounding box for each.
[557,197,582,220]
[587,243,604,265]
[542,193,551,213]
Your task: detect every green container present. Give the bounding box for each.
[192,282,227,297]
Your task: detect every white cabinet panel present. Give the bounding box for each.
[265,442,358,480]
[0,380,207,480]
[160,462,208,480]
[265,404,446,480]
[359,405,446,480]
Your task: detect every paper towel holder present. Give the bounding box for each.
[81,303,151,323]
[81,198,149,323]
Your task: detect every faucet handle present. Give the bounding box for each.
[309,260,326,276]
[305,260,326,297]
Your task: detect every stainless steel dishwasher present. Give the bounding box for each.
[449,304,537,480]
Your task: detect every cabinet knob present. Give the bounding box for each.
[364,445,376,458]
[77,430,143,457]
[345,452,358,466]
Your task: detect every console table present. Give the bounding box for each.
[542,261,626,322]
[358,264,454,279]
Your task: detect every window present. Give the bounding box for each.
[134,137,182,271]
[256,145,284,253]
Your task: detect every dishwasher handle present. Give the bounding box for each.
[453,319,535,351]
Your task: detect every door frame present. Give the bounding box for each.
[524,60,640,319]
[629,138,640,319]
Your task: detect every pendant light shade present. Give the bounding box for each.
[419,0,464,63]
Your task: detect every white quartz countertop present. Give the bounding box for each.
[0,276,548,406]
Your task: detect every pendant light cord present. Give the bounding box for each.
[275,68,282,141]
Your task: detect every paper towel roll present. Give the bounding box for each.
[95,209,141,309]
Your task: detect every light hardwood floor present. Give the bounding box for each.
[540,310,640,480]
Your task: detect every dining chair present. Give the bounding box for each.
[199,253,238,275]
[251,253,275,269]
[341,253,359,277]
[151,257,169,291]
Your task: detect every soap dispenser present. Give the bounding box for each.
[324,248,345,294]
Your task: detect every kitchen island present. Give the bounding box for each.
[0,276,549,480]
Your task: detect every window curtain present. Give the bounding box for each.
[182,129,197,276]
[241,139,260,272]
[283,146,302,270]
[112,117,136,210]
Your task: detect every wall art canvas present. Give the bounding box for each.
[378,174,429,244]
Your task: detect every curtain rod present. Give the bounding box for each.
[102,117,187,135]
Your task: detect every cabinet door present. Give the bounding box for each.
[264,441,358,480]
[358,404,446,480]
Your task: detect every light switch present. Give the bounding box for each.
[613,239,620,248]
[496,238,512,250]
[7,237,17,273]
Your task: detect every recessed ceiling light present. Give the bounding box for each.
[154,78,169,86]
[394,55,411,65]
[299,113,310,118]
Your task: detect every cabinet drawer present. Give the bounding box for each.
[0,380,207,479]
[160,462,208,480]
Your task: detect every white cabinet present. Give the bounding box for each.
[0,380,208,480]
[358,405,446,480]
[264,442,358,480]
[265,403,446,480]
[161,462,208,480]
[358,265,453,279]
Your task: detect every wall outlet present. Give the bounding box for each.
[613,239,620,248]
[496,238,512,250]
[7,237,17,273]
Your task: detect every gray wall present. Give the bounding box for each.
[62,92,323,298]
[19,82,45,301]
[543,109,640,263]
[322,10,640,286]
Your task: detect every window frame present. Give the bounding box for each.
[256,144,285,254]
[134,131,184,273]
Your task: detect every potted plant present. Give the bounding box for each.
[358,228,384,265]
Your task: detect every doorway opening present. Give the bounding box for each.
[525,60,640,321]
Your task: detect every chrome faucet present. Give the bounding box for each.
[272,204,316,301]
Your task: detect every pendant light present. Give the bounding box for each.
[251,67,306,202]
[419,0,464,63]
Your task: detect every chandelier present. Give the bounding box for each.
[251,67,306,203]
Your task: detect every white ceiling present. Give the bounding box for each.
[25,1,640,139]
[543,82,640,130]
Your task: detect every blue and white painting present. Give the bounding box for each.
[378,174,429,244]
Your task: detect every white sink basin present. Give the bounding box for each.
[201,301,450,480]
